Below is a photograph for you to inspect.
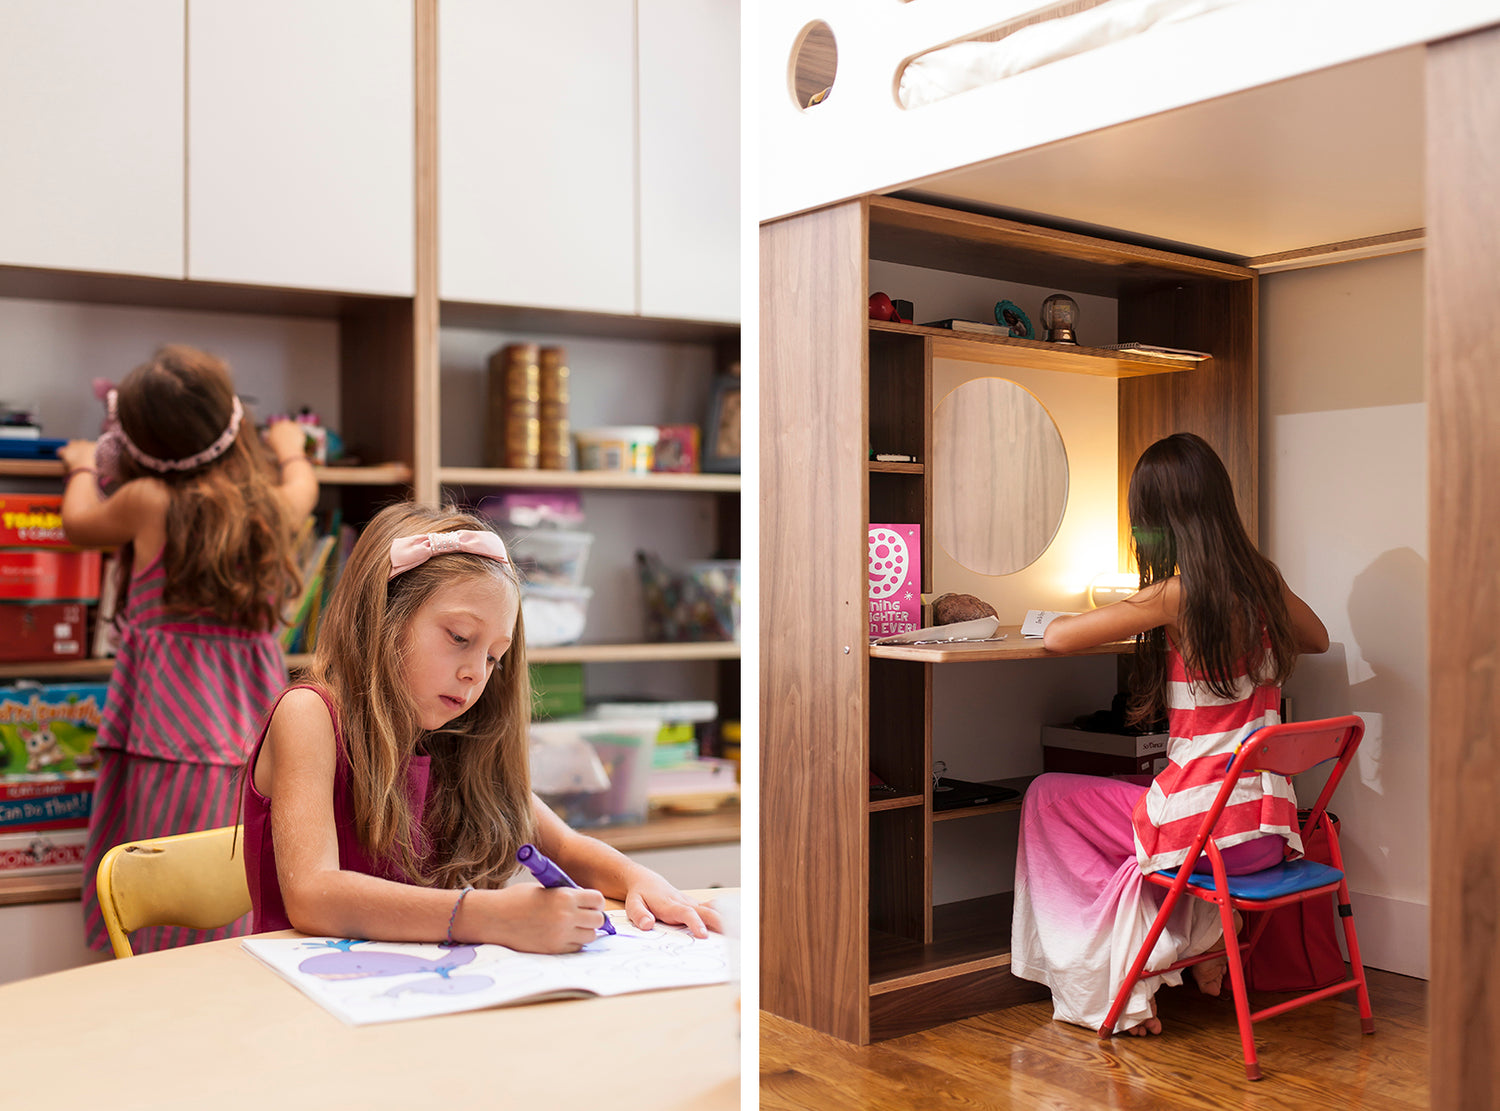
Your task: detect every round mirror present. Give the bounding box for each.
[933,377,1068,575]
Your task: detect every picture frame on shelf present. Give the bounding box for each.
[703,375,740,474]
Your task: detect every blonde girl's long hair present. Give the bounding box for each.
[309,502,535,890]
[111,345,300,631]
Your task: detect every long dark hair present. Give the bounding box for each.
[1126,433,1296,727]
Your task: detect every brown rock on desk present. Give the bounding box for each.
[932,592,998,625]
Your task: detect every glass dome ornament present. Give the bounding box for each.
[1040,294,1080,344]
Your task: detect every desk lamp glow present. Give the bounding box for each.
[1088,572,1139,608]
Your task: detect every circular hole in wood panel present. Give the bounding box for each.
[789,22,837,110]
[933,377,1069,576]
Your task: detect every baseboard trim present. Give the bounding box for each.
[1345,890,1428,980]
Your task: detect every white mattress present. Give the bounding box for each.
[898,0,1247,109]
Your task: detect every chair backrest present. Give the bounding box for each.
[1176,715,1365,875]
[96,825,251,959]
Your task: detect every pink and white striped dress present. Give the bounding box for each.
[81,552,286,953]
[1133,641,1302,873]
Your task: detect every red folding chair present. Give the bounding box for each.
[1098,715,1373,1080]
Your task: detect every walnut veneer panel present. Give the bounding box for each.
[1427,25,1500,1111]
[1116,277,1258,564]
[339,300,417,486]
[868,196,1251,296]
[761,201,871,1043]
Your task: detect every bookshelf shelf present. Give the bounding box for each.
[530,642,739,664]
[0,461,412,486]
[868,320,1200,379]
[440,467,740,493]
[0,644,736,682]
[0,804,740,909]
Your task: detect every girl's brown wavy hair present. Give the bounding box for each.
[113,345,301,631]
[1125,432,1297,728]
[308,502,535,890]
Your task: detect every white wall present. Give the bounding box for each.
[1260,250,1428,978]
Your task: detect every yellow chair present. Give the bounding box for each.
[96,825,251,958]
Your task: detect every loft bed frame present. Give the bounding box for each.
[758,2,1500,1104]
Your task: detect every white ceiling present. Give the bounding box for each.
[906,47,1424,261]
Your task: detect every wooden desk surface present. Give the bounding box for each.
[0,893,740,1111]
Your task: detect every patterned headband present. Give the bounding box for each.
[106,388,244,473]
[388,530,510,580]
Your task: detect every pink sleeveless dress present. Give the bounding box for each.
[241,685,432,933]
[81,552,286,953]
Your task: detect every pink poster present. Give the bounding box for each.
[868,524,921,640]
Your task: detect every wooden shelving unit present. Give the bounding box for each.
[0,803,740,909]
[0,460,413,485]
[763,194,1257,1044]
[440,467,740,494]
[868,319,1204,378]
[0,643,738,683]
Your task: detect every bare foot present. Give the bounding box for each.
[1123,999,1162,1036]
[1191,951,1228,996]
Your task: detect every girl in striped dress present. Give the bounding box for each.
[58,345,318,953]
[1010,433,1329,1035]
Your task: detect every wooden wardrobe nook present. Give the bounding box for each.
[763,34,1500,1092]
[761,195,1256,1043]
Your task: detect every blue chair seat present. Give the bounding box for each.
[1155,858,1345,901]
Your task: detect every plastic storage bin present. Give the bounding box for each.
[573,426,659,473]
[521,584,592,647]
[530,717,659,827]
[637,554,741,642]
[509,529,593,588]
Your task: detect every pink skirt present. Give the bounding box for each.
[81,749,252,954]
[1011,772,1283,1031]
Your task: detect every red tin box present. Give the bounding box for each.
[0,602,89,662]
[0,495,72,549]
[0,550,101,602]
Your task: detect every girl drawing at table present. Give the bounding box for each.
[241,502,719,951]
[59,344,319,954]
[1012,432,1329,1035]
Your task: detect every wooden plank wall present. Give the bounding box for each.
[760,201,872,1043]
[1427,23,1500,1111]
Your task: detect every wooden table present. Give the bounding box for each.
[0,892,740,1110]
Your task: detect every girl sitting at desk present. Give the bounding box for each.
[241,502,718,951]
[1012,432,1329,1035]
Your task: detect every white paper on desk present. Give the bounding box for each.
[1021,610,1077,638]
[241,915,729,1026]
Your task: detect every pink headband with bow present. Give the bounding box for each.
[388,530,510,580]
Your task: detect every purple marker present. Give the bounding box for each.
[516,843,616,934]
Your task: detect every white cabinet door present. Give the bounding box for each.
[0,1,184,278]
[637,0,739,323]
[187,0,413,294]
[440,0,636,314]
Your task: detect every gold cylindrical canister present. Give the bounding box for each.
[539,347,569,405]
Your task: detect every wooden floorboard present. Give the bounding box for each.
[761,968,1427,1109]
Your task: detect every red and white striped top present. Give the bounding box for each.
[1131,640,1302,873]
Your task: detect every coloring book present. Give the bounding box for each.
[241,913,730,1026]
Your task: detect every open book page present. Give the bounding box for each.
[241,914,729,1026]
[1021,610,1078,638]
